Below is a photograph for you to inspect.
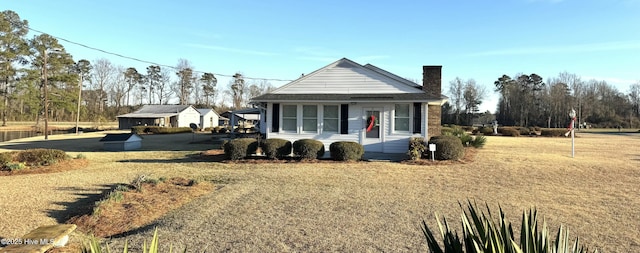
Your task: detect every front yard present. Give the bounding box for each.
[0,132,638,252]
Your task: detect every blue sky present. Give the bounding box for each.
[5,0,640,112]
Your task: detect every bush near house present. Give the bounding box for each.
[262,138,292,159]
[428,135,465,160]
[329,141,364,161]
[407,137,426,160]
[442,126,486,148]
[293,139,325,160]
[223,138,258,160]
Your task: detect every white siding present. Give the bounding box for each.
[265,102,427,154]
[273,61,423,95]
[199,111,219,129]
[177,106,201,128]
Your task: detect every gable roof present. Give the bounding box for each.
[117,105,194,118]
[196,108,219,116]
[252,58,445,102]
[100,133,142,142]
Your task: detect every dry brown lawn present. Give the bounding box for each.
[0,131,639,252]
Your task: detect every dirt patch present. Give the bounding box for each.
[67,177,214,238]
[0,158,89,176]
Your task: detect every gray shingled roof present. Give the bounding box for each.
[117,105,192,118]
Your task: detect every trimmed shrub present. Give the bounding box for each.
[329,141,364,161]
[293,139,325,160]
[261,138,292,159]
[429,135,465,160]
[16,148,68,166]
[407,137,426,160]
[541,128,569,137]
[223,138,258,160]
[473,126,494,136]
[518,127,531,136]
[498,127,520,137]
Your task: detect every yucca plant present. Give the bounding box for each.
[421,201,597,253]
[83,228,187,253]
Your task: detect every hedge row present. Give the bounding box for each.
[222,138,364,161]
[131,126,193,134]
[540,128,570,137]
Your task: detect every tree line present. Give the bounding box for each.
[0,10,273,126]
[443,72,640,128]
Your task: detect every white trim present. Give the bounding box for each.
[391,103,412,134]
[301,104,319,134]
[281,104,298,133]
[321,104,340,134]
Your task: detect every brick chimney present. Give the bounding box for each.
[423,65,442,138]
[422,65,442,96]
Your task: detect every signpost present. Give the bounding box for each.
[428,143,436,161]
[566,109,576,158]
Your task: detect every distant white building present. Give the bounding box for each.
[117,105,201,129]
[196,108,220,130]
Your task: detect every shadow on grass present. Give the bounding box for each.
[47,184,114,223]
[117,152,226,163]
[0,133,219,153]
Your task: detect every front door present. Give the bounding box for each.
[361,108,383,152]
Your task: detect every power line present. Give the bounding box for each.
[10,20,294,82]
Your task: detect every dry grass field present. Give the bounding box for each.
[0,131,638,252]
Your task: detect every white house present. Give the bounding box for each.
[117,105,201,129]
[250,58,447,154]
[99,133,142,151]
[196,108,220,129]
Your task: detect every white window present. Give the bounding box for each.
[394,104,410,132]
[282,105,297,131]
[323,105,339,132]
[302,105,318,132]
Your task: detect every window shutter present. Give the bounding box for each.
[340,104,348,134]
[272,103,279,132]
[413,103,422,134]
